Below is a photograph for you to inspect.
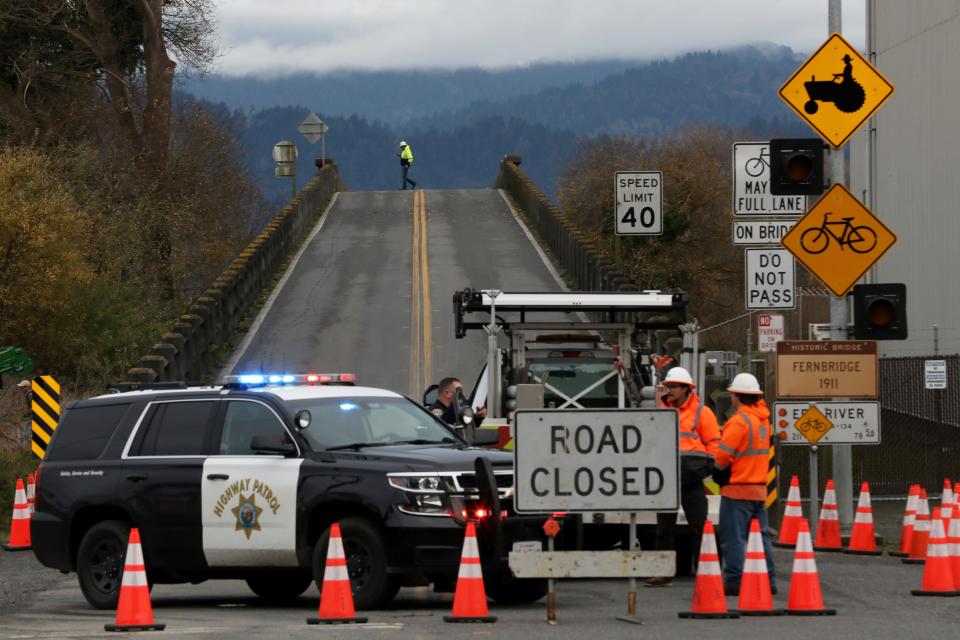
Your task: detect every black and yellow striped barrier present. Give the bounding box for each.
[31,376,61,459]
[765,438,778,510]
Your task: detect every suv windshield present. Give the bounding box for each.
[528,359,619,408]
[286,396,464,450]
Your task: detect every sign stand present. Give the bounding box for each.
[615,512,643,625]
[546,535,556,624]
[809,445,820,533]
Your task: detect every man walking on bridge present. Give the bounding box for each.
[399,141,416,190]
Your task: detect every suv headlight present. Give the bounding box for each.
[387,473,447,492]
[388,473,451,516]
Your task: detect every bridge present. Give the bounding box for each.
[125,157,637,397]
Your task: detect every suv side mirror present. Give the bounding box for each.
[422,384,439,406]
[250,435,296,456]
[467,428,501,446]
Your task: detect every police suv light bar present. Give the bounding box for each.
[222,373,356,387]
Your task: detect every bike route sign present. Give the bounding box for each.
[732,142,806,216]
[781,184,897,298]
[615,171,662,235]
[774,401,881,446]
[779,33,894,149]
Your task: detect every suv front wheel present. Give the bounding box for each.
[76,520,132,609]
[312,517,399,609]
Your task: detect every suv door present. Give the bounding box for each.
[201,399,303,567]
[120,398,219,573]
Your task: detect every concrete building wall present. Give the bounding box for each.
[850,1,960,356]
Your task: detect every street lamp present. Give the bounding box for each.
[272,140,298,198]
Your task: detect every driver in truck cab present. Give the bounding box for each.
[429,377,486,426]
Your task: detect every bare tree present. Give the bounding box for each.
[0,0,216,167]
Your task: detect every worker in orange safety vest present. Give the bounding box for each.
[645,366,720,587]
[713,372,777,596]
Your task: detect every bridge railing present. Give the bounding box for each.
[494,156,636,292]
[125,163,343,384]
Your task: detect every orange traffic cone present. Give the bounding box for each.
[2,478,31,551]
[104,528,164,632]
[903,489,931,565]
[890,485,919,557]
[444,521,496,623]
[26,474,35,515]
[679,520,739,619]
[736,519,784,616]
[786,519,836,615]
[911,508,960,596]
[844,481,881,555]
[949,508,960,581]
[814,480,843,552]
[943,479,955,510]
[775,476,804,548]
[307,523,367,624]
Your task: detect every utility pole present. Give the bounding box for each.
[828,0,854,530]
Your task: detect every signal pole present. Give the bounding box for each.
[828,0,855,530]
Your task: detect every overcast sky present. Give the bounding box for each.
[211,0,867,76]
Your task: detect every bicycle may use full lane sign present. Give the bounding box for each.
[780,184,897,298]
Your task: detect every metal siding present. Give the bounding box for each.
[851,2,960,357]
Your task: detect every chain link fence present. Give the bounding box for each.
[780,354,960,498]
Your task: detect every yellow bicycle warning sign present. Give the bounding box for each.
[781,184,897,298]
[794,406,833,445]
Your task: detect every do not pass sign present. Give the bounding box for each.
[745,248,795,310]
[513,409,679,513]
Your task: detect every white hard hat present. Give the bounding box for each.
[662,367,694,386]
[399,140,407,147]
[16,379,30,388]
[727,372,763,395]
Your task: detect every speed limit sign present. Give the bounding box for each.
[615,171,662,235]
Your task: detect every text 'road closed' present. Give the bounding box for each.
[514,410,679,513]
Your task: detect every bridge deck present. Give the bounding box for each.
[227,188,563,397]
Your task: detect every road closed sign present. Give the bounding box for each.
[513,409,679,513]
[745,248,795,310]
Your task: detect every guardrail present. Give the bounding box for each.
[124,163,342,384]
[494,156,637,292]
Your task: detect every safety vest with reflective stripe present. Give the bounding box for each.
[665,392,720,459]
[714,400,772,489]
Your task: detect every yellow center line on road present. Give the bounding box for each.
[420,190,433,388]
[408,190,433,398]
[409,190,422,398]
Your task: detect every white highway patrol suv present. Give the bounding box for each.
[31,374,554,609]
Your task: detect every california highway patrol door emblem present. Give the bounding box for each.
[231,493,263,539]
